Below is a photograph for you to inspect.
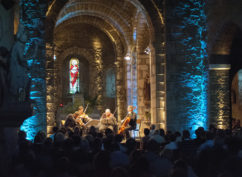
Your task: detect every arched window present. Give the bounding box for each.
[69,58,80,94]
[106,68,116,98]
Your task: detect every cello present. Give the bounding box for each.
[118,115,131,134]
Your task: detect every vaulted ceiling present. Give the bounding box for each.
[47,0,153,57]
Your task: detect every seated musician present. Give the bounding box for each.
[77,106,92,124]
[99,109,117,133]
[120,105,137,138]
[64,114,77,129]
[73,111,85,127]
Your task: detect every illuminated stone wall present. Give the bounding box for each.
[139,0,166,129]
[94,48,104,112]
[20,0,47,140]
[46,43,56,135]
[166,0,208,135]
[209,65,230,129]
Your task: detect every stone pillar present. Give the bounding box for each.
[209,64,231,129]
[166,0,208,135]
[137,53,150,121]
[116,57,126,122]
[154,43,166,130]
[131,52,138,114]
[46,43,56,135]
[20,0,47,140]
[126,53,138,115]
[126,59,132,106]
[94,48,104,112]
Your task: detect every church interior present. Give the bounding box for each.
[1,0,242,176]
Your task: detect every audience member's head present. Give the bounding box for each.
[171,159,188,177]
[159,128,165,136]
[18,130,27,142]
[150,124,156,130]
[34,131,46,144]
[182,130,190,140]
[144,128,150,136]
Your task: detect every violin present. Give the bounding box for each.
[118,116,131,134]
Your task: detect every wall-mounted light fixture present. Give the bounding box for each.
[144,47,151,54]
[124,54,131,60]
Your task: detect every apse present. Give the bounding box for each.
[53,23,116,118]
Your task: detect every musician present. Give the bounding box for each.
[73,111,85,127]
[122,105,137,138]
[77,106,92,124]
[99,109,117,133]
[64,114,77,129]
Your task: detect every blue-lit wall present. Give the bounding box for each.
[20,0,47,140]
[166,0,208,137]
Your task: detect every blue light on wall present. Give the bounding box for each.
[174,0,208,137]
[20,0,46,140]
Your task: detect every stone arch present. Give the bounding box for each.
[209,22,242,129]
[211,22,241,56]
[57,47,94,66]
[54,15,125,56]
[54,1,132,52]
[46,0,165,127]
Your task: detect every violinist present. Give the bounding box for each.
[73,111,85,127]
[77,106,92,124]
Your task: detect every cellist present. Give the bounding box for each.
[119,105,137,138]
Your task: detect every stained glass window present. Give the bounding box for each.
[133,28,136,41]
[69,58,80,94]
[106,68,116,98]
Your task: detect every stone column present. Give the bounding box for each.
[126,53,138,113]
[154,44,166,130]
[20,0,47,140]
[46,43,56,135]
[209,64,231,129]
[137,53,150,121]
[116,57,126,122]
[94,48,104,112]
[131,52,138,114]
[166,0,208,135]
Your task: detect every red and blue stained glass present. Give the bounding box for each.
[69,59,80,94]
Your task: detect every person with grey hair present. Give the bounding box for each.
[99,109,117,133]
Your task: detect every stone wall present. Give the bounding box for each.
[207,0,242,55]
[209,65,230,129]
[137,54,150,120]
[20,0,47,140]
[0,4,14,50]
[165,0,208,135]
[139,0,166,129]
[207,0,242,129]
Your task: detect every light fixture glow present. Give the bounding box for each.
[124,55,131,61]
[144,47,151,54]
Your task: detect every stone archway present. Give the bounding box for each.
[45,0,166,134]
[209,22,242,129]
